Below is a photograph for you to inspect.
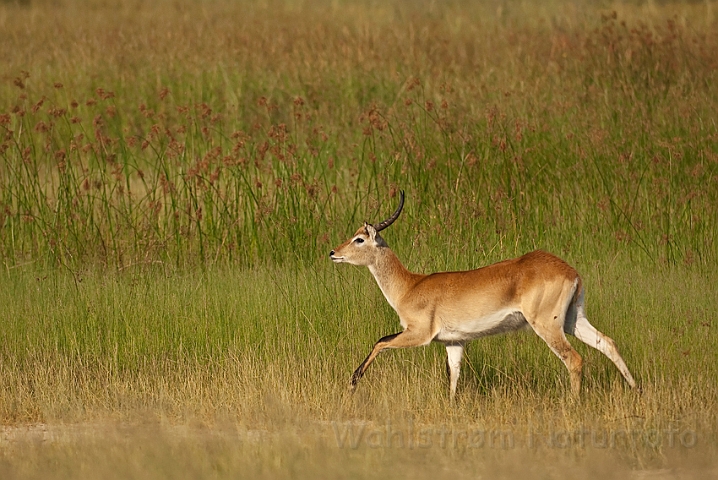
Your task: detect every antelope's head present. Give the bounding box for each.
[329,191,404,266]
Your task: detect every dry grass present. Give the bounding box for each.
[1,261,717,478]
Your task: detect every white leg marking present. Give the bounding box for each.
[446,343,465,401]
[572,306,637,388]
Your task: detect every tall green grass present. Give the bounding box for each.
[1,0,716,270]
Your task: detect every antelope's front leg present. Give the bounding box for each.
[445,343,465,402]
[350,328,433,391]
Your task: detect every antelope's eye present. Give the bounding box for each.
[354,238,364,244]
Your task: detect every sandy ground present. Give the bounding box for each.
[1,421,715,480]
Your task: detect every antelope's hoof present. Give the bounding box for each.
[349,373,362,391]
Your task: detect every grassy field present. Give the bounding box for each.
[1,0,718,478]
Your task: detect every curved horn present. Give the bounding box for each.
[373,190,405,232]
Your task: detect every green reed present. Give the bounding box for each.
[0,1,716,271]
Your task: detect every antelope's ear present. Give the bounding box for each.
[365,224,378,241]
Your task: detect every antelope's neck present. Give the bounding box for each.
[368,248,420,311]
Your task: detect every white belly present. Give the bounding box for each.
[433,308,529,343]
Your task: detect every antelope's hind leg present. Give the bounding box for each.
[526,295,584,396]
[533,323,584,397]
[566,304,637,389]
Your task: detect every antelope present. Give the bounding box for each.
[329,191,636,399]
